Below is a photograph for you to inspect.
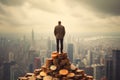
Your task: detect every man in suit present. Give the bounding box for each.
[54,21,66,53]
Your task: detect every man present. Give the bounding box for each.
[54,21,65,53]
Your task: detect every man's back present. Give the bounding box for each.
[54,24,65,39]
[54,21,65,53]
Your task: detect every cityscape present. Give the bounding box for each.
[0,30,120,80]
[0,0,120,80]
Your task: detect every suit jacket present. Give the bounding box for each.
[54,24,65,39]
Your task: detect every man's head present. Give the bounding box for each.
[58,21,61,25]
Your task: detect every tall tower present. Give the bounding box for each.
[92,65,105,80]
[105,57,113,80]
[105,50,120,80]
[67,43,74,62]
[112,50,120,80]
[32,29,34,45]
[3,62,11,80]
[87,50,93,66]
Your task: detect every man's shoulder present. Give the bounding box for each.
[55,25,64,28]
[58,25,64,27]
[55,25,59,27]
[61,25,64,27]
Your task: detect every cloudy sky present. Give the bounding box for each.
[0,0,120,34]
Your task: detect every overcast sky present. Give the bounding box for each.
[0,0,120,34]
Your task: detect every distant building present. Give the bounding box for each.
[105,57,113,80]
[112,50,120,80]
[28,49,37,63]
[40,50,47,61]
[32,29,35,45]
[3,62,11,80]
[74,58,81,65]
[0,66,3,80]
[82,57,88,66]
[10,65,15,80]
[93,56,101,65]
[92,64,105,80]
[29,63,33,73]
[67,43,74,62]
[47,37,52,51]
[87,50,93,66]
[28,49,38,72]
[84,67,94,76]
[51,40,56,51]
[9,52,14,62]
[34,57,41,69]
[74,59,85,68]
[31,29,36,49]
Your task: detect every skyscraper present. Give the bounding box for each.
[51,40,56,51]
[32,29,34,42]
[87,50,93,66]
[105,57,113,80]
[3,62,10,80]
[105,50,120,80]
[67,43,74,62]
[47,37,51,51]
[92,64,105,80]
[31,29,35,46]
[112,50,120,80]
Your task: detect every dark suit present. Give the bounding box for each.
[54,24,65,53]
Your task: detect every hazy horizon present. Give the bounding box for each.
[0,0,120,34]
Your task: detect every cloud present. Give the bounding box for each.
[0,0,26,6]
[0,0,120,34]
[0,2,29,27]
[0,0,61,14]
[0,3,12,17]
[0,6,7,15]
[28,0,57,13]
[75,0,120,16]
[28,0,71,14]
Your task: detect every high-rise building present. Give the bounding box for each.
[74,58,81,65]
[29,63,33,73]
[28,49,38,72]
[0,66,3,80]
[84,67,94,76]
[34,57,41,69]
[10,65,15,80]
[105,57,113,80]
[3,62,11,80]
[32,29,34,43]
[112,50,120,80]
[67,43,74,62]
[92,64,105,80]
[51,40,56,51]
[31,29,35,46]
[47,37,52,51]
[87,50,93,66]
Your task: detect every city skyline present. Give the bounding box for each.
[0,27,120,80]
[0,0,120,34]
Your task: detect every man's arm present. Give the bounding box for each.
[54,27,56,36]
[63,27,65,36]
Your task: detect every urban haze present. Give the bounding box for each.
[0,0,120,80]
